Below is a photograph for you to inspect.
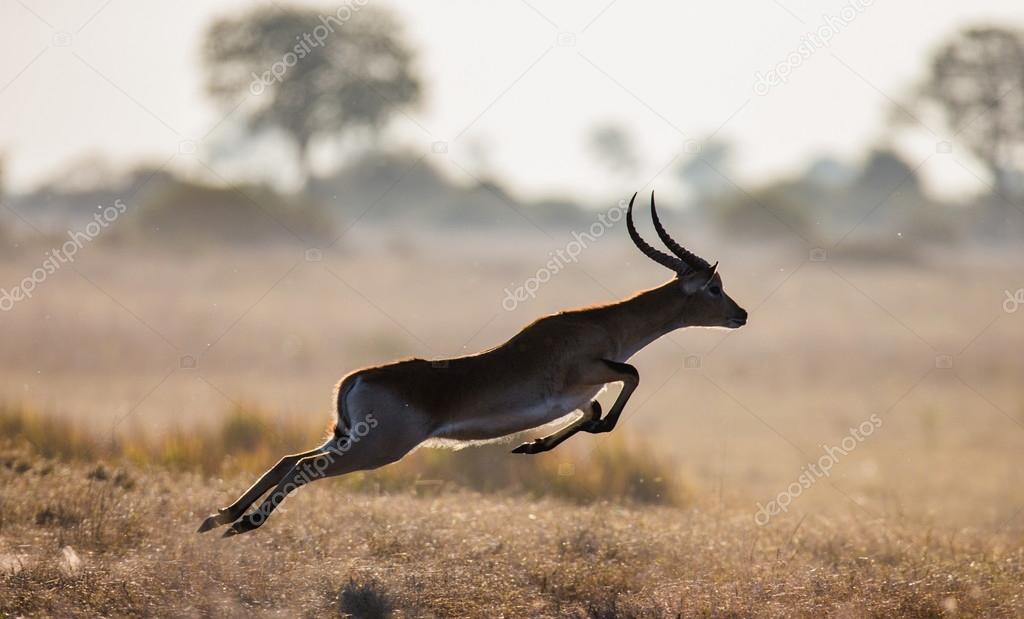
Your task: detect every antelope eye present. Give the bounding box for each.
[708,284,722,296]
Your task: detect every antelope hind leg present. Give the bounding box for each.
[197,446,326,533]
[223,430,418,537]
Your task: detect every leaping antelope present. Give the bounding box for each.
[199,192,747,536]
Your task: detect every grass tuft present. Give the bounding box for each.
[338,579,393,618]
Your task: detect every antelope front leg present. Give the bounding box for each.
[512,359,639,454]
[582,360,639,434]
[511,401,602,454]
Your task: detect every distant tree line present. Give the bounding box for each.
[5,11,1024,250]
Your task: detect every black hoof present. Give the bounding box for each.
[512,441,543,454]
[222,515,261,538]
[197,509,234,533]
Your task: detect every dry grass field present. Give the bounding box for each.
[1,448,1022,617]
[1,231,1023,616]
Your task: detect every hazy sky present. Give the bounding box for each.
[1,0,1021,202]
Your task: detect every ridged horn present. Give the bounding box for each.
[626,192,686,272]
[649,192,712,272]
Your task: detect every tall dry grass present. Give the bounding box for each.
[0,402,688,506]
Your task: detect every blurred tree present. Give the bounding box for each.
[846,149,925,211]
[587,124,638,174]
[709,177,817,240]
[909,26,1024,197]
[675,138,734,203]
[841,148,949,241]
[202,5,422,180]
[803,155,856,191]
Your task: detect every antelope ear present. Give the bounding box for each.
[701,262,719,288]
[679,270,707,294]
[679,262,718,294]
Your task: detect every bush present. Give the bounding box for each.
[338,579,393,618]
[709,182,816,241]
[131,178,333,247]
[0,403,99,461]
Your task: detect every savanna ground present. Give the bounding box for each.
[2,448,1023,617]
[1,229,1023,616]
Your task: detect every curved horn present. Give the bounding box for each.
[626,192,686,272]
[649,192,712,271]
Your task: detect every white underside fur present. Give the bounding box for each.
[421,409,585,451]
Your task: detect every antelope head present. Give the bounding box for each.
[627,192,748,329]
